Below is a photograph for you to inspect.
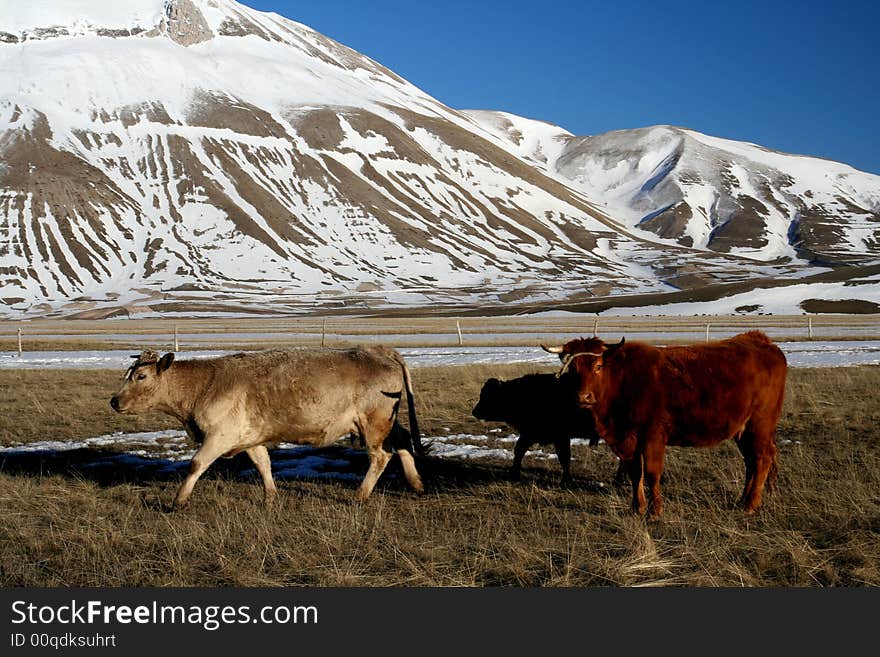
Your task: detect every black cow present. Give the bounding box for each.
[472,373,605,484]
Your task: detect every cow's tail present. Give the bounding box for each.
[397,356,426,456]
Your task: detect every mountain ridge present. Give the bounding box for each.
[465,113,880,265]
[1,0,878,318]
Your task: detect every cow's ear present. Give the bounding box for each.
[158,353,175,373]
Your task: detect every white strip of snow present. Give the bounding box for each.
[2,342,880,370]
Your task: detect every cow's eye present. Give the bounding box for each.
[136,373,147,381]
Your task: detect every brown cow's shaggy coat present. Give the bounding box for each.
[547,331,787,518]
[110,346,425,508]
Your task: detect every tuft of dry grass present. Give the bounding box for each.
[1,364,879,587]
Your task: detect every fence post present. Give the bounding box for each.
[593,318,599,337]
[808,316,813,339]
[705,323,710,342]
[321,318,326,347]
[17,327,22,355]
[456,320,463,346]
[173,325,179,352]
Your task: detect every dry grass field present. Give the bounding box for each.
[1,360,879,587]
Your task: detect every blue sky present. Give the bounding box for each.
[247,0,880,174]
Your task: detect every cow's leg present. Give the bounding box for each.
[612,458,628,489]
[511,436,530,480]
[642,440,666,519]
[356,411,398,502]
[734,433,757,509]
[626,454,647,515]
[615,432,646,514]
[390,422,424,495]
[245,445,277,505]
[396,449,424,494]
[738,423,778,514]
[173,437,230,510]
[356,443,393,502]
[554,437,572,485]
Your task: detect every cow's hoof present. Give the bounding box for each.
[735,499,760,515]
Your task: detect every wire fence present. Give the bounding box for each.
[3,314,880,354]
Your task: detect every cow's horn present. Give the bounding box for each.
[604,337,625,353]
[541,344,563,354]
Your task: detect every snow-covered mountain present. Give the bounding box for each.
[465,112,880,266]
[1,0,878,318]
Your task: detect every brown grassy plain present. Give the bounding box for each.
[1,359,878,587]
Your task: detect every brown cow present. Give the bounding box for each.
[472,373,626,485]
[543,331,787,518]
[110,346,425,508]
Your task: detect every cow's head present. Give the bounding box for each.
[541,337,625,407]
[110,350,175,414]
[472,377,504,420]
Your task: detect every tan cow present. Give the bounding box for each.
[110,346,425,509]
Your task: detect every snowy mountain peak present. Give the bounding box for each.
[0,1,315,47]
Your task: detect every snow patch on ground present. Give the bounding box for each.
[598,281,880,317]
[0,430,573,482]
[2,341,880,371]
